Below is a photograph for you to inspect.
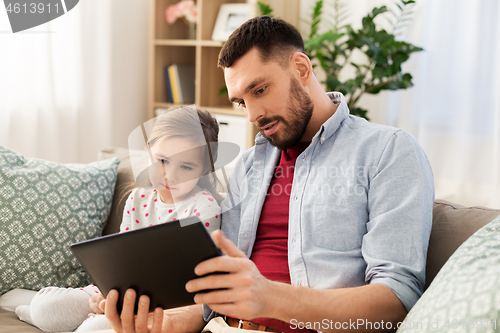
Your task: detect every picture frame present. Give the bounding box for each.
[211,4,251,42]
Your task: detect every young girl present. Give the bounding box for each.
[24,106,222,332]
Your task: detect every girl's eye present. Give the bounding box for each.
[181,165,193,170]
[159,159,168,164]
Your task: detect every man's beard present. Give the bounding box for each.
[258,77,314,150]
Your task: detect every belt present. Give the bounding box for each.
[224,316,283,333]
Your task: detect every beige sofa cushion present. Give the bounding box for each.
[399,214,500,332]
[0,309,40,333]
[98,147,136,236]
[425,199,500,289]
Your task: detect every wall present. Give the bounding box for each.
[109,0,149,152]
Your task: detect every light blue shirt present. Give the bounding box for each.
[204,92,434,320]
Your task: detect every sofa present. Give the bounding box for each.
[1,147,499,333]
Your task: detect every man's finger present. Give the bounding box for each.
[121,289,137,332]
[99,299,106,313]
[151,308,164,333]
[211,230,246,258]
[104,289,123,332]
[135,295,150,333]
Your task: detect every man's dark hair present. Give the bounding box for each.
[218,16,305,69]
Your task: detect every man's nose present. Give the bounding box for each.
[245,103,264,124]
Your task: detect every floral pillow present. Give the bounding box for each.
[0,146,120,295]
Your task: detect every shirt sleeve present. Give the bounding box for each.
[363,130,434,311]
[119,189,136,233]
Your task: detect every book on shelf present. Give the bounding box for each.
[164,67,174,103]
[165,64,195,104]
[167,65,180,104]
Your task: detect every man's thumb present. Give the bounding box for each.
[211,230,246,258]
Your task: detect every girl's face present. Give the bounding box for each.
[149,137,206,204]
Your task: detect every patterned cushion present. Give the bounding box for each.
[397,215,500,332]
[0,146,120,295]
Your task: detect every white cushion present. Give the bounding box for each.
[0,288,37,312]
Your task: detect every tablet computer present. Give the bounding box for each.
[70,216,222,313]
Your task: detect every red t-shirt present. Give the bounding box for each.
[249,142,312,333]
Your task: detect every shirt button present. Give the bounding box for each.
[321,136,325,142]
[295,196,298,200]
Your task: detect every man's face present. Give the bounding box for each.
[224,48,314,150]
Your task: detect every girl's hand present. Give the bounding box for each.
[89,291,105,314]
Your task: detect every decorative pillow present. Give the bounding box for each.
[0,146,120,295]
[397,214,500,332]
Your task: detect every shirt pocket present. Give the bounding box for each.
[306,184,367,251]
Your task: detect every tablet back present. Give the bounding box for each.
[70,216,222,313]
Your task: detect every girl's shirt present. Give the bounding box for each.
[120,188,221,234]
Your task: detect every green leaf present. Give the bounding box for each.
[372,64,389,79]
[304,31,344,50]
[349,107,370,120]
[371,6,388,18]
[257,2,273,17]
[218,86,228,97]
[309,0,323,38]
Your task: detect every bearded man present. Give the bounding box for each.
[105,16,434,333]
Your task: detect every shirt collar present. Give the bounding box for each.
[314,92,350,144]
[254,92,350,145]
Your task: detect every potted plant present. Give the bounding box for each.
[258,0,422,120]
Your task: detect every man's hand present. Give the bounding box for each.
[186,230,277,320]
[102,289,205,333]
[104,289,164,333]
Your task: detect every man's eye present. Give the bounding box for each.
[238,100,246,107]
[256,87,266,95]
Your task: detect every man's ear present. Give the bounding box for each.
[291,52,312,87]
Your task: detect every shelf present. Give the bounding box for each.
[149,0,300,148]
[153,45,195,105]
[154,39,225,47]
[155,39,197,46]
[202,106,245,117]
[200,40,225,47]
[199,46,231,109]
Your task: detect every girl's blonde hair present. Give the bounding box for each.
[147,105,223,202]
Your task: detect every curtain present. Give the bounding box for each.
[301,0,500,208]
[382,0,500,208]
[0,1,148,164]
